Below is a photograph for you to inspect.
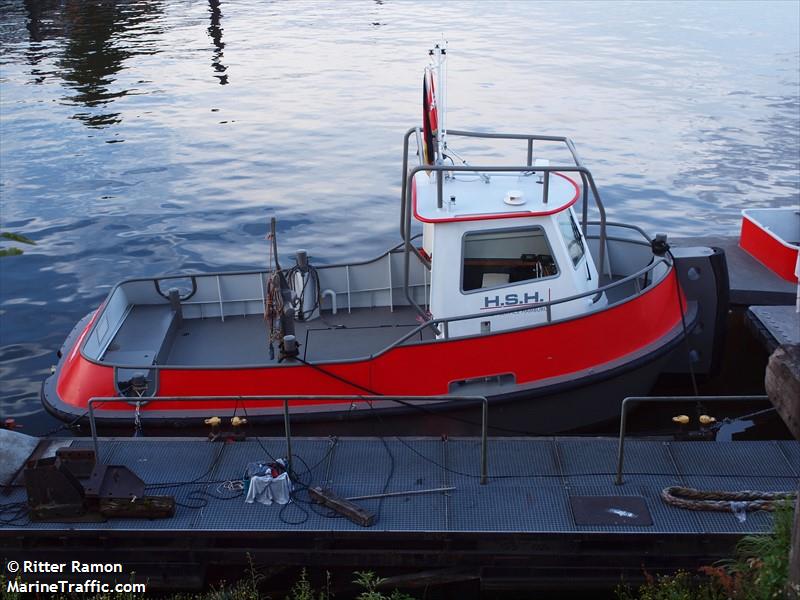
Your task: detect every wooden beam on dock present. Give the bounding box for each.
[765,343,800,596]
[765,344,800,441]
[309,486,376,527]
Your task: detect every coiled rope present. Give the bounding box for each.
[662,486,797,513]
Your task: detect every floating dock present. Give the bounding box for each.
[2,433,798,591]
[675,235,796,306]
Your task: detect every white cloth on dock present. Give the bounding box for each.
[245,472,291,505]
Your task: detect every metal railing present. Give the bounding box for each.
[399,128,609,320]
[87,394,490,484]
[85,244,671,381]
[615,395,770,485]
[393,254,671,344]
[585,220,652,244]
[399,128,592,237]
[90,250,672,393]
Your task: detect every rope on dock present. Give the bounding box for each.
[661,486,797,513]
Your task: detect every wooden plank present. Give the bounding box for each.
[765,344,800,441]
[309,486,376,527]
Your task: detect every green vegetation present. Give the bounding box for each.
[618,503,798,599]
[617,571,718,600]
[283,569,414,600]
[350,571,415,600]
[0,231,36,257]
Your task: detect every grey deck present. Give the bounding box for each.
[3,437,797,534]
[603,277,639,305]
[675,236,796,306]
[106,306,432,367]
[103,305,175,365]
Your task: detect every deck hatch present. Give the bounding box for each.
[570,496,653,526]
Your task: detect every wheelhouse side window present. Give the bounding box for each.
[461,227,558,292]
[557,210,585,268]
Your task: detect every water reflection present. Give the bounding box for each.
[208,0,228,85]
[22,0,58,83]
[22,0,164,128]
[24,0,51,43]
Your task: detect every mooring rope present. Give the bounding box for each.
[661,486,797,513]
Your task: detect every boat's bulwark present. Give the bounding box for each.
[42,265,690,432]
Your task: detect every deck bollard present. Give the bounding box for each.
[615,395,769,485]
[481,398,488,484]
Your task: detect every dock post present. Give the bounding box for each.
[283,398,293,473]
[765,344,800,440]
[765,344,800,592]
[88,400,100,464]
[615,398,630,485]
[480,398,488,485]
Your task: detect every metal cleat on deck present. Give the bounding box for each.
[204,414,247,442]
[205,416,222,440]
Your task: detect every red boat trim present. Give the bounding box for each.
[412,173,580,223]
[739,215,799,283]
[53,268,685,415]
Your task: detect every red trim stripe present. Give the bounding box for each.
[412,173,581,223]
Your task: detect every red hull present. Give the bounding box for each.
[52,269,685,418]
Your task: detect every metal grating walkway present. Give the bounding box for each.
[2,437,797,535]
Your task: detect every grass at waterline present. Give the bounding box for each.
[617,502,798,599]
[0,232,35,257]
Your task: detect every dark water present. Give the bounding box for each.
[1,1,798,433]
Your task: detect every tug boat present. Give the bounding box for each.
[42,45,729,433]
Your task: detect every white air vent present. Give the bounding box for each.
[504,190,525,205]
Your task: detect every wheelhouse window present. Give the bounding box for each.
[462,227,558,292]
[557,210,585,268]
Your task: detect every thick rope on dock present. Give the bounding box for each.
[662,486,797,513]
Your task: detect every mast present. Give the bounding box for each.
[430,40,447,163]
